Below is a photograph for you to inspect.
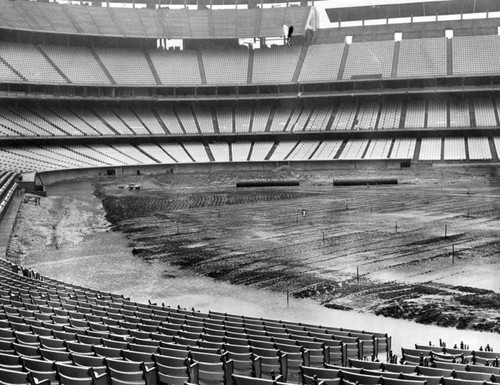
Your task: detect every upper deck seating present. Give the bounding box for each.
[41,45,111,85]
[252,46,301,84]
[0,42,66,84]
[453,34,500,76]
[202,49,249,85]
[148,49,202,86]
[0,1,310,39]
[299,43,344,83]
[93,48,155,86]
[398,38,447,78]
[343,40,394,80]
[0,57,23,83]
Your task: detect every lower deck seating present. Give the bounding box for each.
[309,140,343,160]
[0,171,17,218]
[390,138,416,159]
[467,137,491,160]
[0,256,395,385]
[363,139,392,159]
[0,135,493,173]
[443,138,466,161]
[337,139,369,160]
[419,138,442,161]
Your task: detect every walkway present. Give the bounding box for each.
[0,195,22,258]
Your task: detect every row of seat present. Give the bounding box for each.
[0,171,17,220]
[2,35,500,86]
[0,256,395,384]
[401,347,500,367]
[0,100,499,138]
[301,360,500,385]
[0,136,497,173]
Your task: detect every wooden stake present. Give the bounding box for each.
[452,245,455,264]
[357,267,359,284]
[445,224,447,239]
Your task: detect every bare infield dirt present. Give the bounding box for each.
[9,164,500,334]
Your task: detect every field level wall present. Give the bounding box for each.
[36,160,406,186]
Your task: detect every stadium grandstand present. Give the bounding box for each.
[0,0,500,384]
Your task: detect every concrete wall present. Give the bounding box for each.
[37,160,406,185]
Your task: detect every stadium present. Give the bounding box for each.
[0,0,500,383]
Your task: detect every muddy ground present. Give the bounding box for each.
[9,165,500,334]
[97,165,500,333]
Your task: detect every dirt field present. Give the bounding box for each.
[93,165,500,333]
[9,164,500,335]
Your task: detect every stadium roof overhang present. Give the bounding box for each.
[0,0,313,40]
[325,0,500,23]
